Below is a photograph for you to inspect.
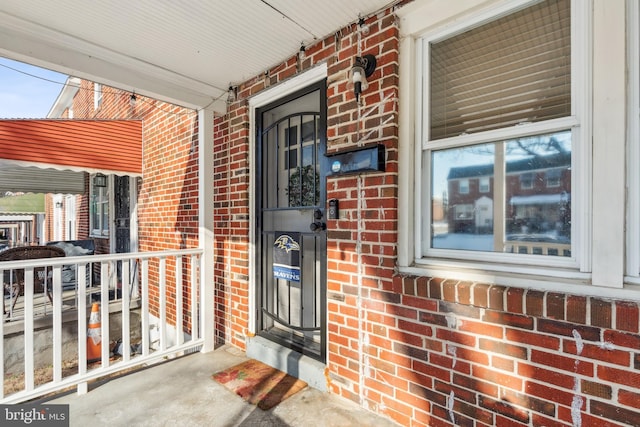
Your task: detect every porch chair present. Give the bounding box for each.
[0,245,66,316]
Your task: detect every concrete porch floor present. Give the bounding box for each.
[40,345,399,426]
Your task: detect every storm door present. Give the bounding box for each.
[256,80,327,362]
[114,175,131,297]
[114,175,130,254]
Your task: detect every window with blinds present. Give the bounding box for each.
[430,0,571,140]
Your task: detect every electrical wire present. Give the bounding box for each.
[0,60,221,117]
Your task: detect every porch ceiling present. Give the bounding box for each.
[0,0,395,114]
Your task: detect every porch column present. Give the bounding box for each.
[198,107,215,352]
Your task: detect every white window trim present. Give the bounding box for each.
[420,0,585,271]
[53,194,64,241]
[458,178,469,194]
[626,0,640,282]
[395,0,640,291]
[94,83,103,110]
[65,194,76,240]
[90,174,110,238]
[479,177,490,193]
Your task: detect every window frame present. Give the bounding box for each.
[626,0,640,282]
[398,0,594,280]
[519,173,534,190]
[546,169,562,188]
[479,177,490,193]
[94,83,103,110]
[90,174,110,238]
[458,178,469,195]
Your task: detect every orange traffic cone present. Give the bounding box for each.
[87,302,101,363]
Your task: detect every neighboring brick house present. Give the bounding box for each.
[46,79,199,308]
[447,152,571,237]
[47,79,199,259]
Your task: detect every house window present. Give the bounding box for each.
[421,0,579,265]
[94,83,103,110]
[90,174,109,237]
[520,173,534,190]
[479,177,490,193]
[454,204,474,220]
[458,179,469,194]
[546,169,562,188]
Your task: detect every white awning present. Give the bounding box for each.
[0,162,85,194]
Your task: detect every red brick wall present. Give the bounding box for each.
[137,100,199,328]
[70,81,199,329]
[44,194,54,243]
[213,5,640,427]
[213,99,250,347]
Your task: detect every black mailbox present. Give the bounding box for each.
[326,144,385,176]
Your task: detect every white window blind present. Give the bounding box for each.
[430,0,571,140]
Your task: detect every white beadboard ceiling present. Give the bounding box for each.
[0,0,397,113]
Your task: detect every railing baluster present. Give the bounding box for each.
[100,262,110,367]
[176,256,183,346]
[191,254,199,340]
[52,265,63,382]
[0,273,4,400]
[24,268,35,391]
[141,258,149,357]
[159,257,167,351]
[77,263,88,395]
[122,261,131,362]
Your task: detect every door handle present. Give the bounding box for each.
[310,221,326,232]
[310,208,326,232]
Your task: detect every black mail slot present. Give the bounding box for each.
[325,144,385,176]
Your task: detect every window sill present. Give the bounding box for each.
[89,234,109,239]
[399,263,640,302]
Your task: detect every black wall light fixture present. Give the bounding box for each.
[93,173,107,188]
[227,86,238,105]
[350,54,376,103]
[299,42,306,61]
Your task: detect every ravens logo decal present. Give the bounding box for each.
[274,235,300,253]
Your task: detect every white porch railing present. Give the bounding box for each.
[0,249,204,403]
[504,240,571,256]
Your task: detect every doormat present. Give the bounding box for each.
[212,359,307,410]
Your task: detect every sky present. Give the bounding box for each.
[0,57,69,118]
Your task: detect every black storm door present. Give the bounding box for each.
[256,81,327,361]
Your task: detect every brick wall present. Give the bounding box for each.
[213,99,251,347]
[137,100,199,327]
[70,81,199,329]
[213,4,640,427]
[44,194,54,243]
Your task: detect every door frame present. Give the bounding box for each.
[248,64,328,338]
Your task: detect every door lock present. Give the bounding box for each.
[310,209,326,232]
